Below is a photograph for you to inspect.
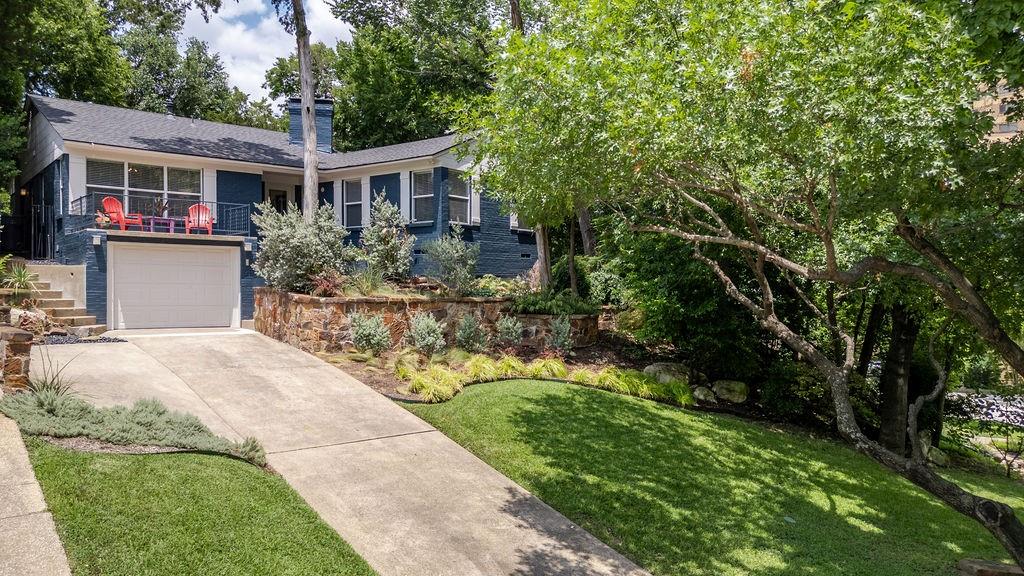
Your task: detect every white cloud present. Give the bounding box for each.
[182,0,351,102]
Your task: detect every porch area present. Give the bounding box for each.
[66,191,252,237]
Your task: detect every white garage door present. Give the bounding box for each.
[108,242,241,329]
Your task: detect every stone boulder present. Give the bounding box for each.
[692,386,716,404]
[643,362,690,385]
[927,446,949,467]
[712,380,749,404]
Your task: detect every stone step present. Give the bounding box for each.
[45,308,89,319]
[57,315,99,327]
[29,290,62,299]
[28,281,50,290]
[36,298,75,309]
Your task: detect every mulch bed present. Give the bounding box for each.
[318,328,684,402]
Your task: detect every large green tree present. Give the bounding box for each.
[466,0,1024,563]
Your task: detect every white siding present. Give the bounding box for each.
[67,154,87,211]
[202,168,217,203]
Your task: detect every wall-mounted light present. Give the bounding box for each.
[244,241,253,252]
[92,236,102,246]
[19,188,27,197]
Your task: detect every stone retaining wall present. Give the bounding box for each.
[0,321,33,393]
[253,287,598,353]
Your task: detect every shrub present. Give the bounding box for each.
[588,266,625,306]
[0,392,266,466]
[424,224,479,295]
[495,314,524,348]
[454,315,488,353]
[551,256,591,300]
[510,290,599,316]
[350,313,391,355]
[546,316,573,354]
[470,275,528,298]
[407,313,446,356]
[252,202,357,293]
[309,269,348,297]
[361,192,416,280]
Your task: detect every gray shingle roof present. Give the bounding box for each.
[28,95,465,170]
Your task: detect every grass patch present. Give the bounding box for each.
[405,380,1023,576]
[0,393,265,466]
[26,438,375,576]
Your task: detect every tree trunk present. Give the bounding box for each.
[508,0,523,31]
[568,215,578,295]
[535,225,552,288]
[878,303,920,454]
[578,207,596,256]
[292,0,318,221]
[856,295,884,377]
[693,250,1024,567]
[826,284,842,362]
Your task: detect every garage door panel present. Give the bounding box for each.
[109,243,240,329]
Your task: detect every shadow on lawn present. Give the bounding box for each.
[500,385,1008,576]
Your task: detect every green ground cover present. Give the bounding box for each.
[405,380,1024,576]
[27,438,376,576]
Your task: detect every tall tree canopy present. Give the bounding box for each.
[465,0,1024,563]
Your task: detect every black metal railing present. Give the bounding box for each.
[67,191,251,236]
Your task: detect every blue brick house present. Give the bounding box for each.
[6,95,536,330]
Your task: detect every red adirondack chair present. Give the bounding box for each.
[185,204,213,235]
[102,196,143,231]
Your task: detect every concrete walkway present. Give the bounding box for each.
[0,416,72,576]
[32,329,647,576]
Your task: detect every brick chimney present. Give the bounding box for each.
[287,96,334,153]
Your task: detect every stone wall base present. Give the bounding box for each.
[253,287,598,353]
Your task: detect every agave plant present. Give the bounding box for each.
[3,264,36,299]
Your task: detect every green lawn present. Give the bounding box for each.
[405,380,1024,576]
[26,438,376,576]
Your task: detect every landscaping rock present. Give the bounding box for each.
[957,558,1024,576]
[643,362,690,385]
[927,446,949,467]
[712,380,749,404]
[692,386,716,404]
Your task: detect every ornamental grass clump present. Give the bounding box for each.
[455,315,488,353]
[407,365,466,403]
[350,313,391,356]
[406,313,446,356]
[496,355,527,378]
[463,354,502,382]
[526,357,569,379]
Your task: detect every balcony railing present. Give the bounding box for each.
[67,191,251,236]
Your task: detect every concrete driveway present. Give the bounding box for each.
[31,329,647,576]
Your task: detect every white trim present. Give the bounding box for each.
[399,171,411,221]
[447,169,471,225]
[471,175,481,225]
[361,175,371,225]
[410,170,433,224]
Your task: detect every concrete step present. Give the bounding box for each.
[68,324,107,337]
[45,308,89,319]
[58,315,99,327]
[36,298,74,309]
[28,281,50,290]
[30,290,62,299]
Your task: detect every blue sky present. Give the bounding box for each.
[182,0,351,101]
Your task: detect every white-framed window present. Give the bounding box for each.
[343,179,362,228]
[447,170,471,224]
[411,170,433,223]
[86,159,201,218]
